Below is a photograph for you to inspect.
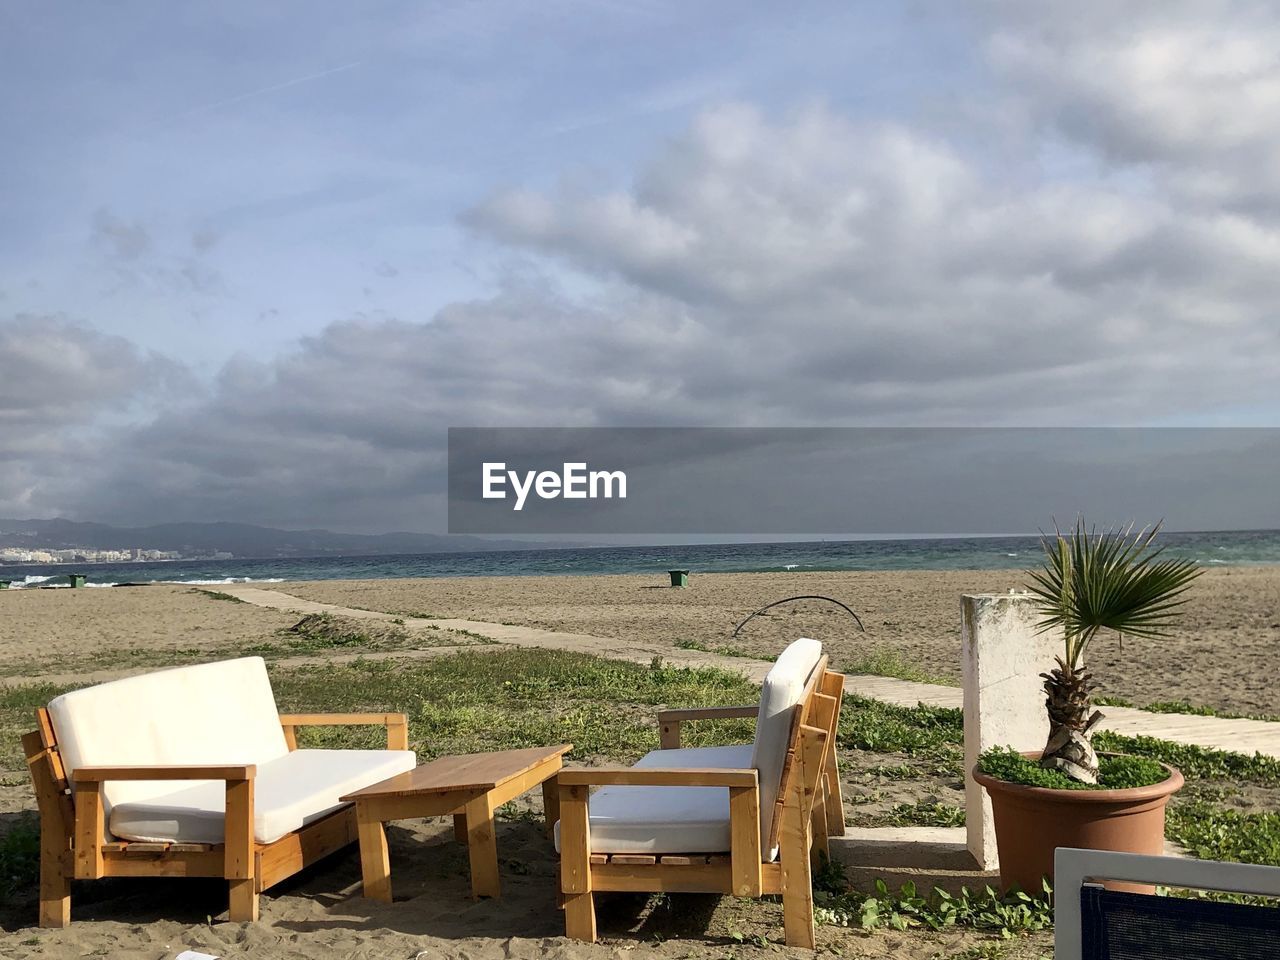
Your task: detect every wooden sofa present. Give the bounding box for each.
[556,637,845,948]
[22,656,415,927]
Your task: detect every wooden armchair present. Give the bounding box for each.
[557,639,845,948]
[22,658,414,927]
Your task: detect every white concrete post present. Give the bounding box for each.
[962,593,1065,870]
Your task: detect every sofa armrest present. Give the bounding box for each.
[657,704,757,749]
[74,764,256,782]
[71,765,256,883]
[557,767,763,897]
[278,712,409,750]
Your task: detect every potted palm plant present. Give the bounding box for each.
[973,520,1202,894]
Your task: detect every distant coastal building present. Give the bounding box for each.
[0,546,183,563]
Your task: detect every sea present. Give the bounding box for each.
[2,529,1279,589]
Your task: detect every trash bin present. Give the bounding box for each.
[0,580,10,589]
[668,569,690,588]
[68,574,86,588]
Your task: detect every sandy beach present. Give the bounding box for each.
[275,566,1280,715]
[1,566,1275,957]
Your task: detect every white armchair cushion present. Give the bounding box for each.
[554,745,751,855]
[110,748,417,845]
[749,638,824,846]
[48,657,291,825]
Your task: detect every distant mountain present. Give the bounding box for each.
[0,518,560,558]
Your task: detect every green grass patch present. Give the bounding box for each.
[1166,802,1280,866]
[193,588,245,603]
[978,747,1169,790]
[882,800,966,828]
[838,695,964,775]
[843,650,957,686]
[0,814,40,904]
[672,638,765,660]
[1094,732,1280,787]
[814,862,1050,935]
[271,648,759,760]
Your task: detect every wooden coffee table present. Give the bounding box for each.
[341,743,571,901]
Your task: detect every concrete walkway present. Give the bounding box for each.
[223,585,1280,762]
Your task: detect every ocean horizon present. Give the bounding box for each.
[3,528,1279,588]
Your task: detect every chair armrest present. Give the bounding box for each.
[74,764,256,783]
[556,767,764,897]
[557,766,758,788]
[278,712,410,750]
[657,704,757,748]
[657,705,758,722]
[70,765,256,883]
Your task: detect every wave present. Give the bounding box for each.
[783,563,800,570]
[175,577,286,585]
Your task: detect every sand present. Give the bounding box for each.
[0,565,1274,957]
[277,566,1280,715]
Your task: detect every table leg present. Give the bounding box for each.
[542,775,560,840]
[453,813,467,843]
[356,808,393,902]
[463,792,500,899]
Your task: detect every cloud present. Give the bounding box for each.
[0,315,188,516]
[88,208,225,296]
[11,4,1280,530]
[91,209,151,261]
[55,102,1280,528]
[980,1,1280,211]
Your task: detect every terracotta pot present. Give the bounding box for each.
[973,754,1184,895]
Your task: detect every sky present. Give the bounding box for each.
[3,1,1280,534]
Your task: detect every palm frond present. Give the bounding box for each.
[1025,518,1203,668]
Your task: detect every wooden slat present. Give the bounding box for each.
[659,720,681,749]
[74,764,256,782]
[557,767,757,788]
[35,709,70,790]
[169,842,214,852]
[608,854,656,865]
[23,728,71,928]
[343,744,571,799]
[820,670,847,837]
[102,850,224,878]
[589,853,608,864]
[560,782,596,941]
[780,724,820,950]
[760,861,783,895]
[255,807,358,891]
[542,776,560,840]
[73,783,105,880]
[656,705,759,723]
[729,784,763,897]
[224,776,257,921]
[278,712,406,726]
[592,861,732,894]
[122,842,171,854]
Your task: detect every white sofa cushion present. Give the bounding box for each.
[110,748,417,845]
[749,638,824,847]
[47,657,291,829]
[555,745,751,855]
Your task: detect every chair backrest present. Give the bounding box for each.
[45,656,289,817]
[749,638,825,852]
[1054,848,1280,960]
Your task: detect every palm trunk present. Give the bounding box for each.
[1039,656,1104,784]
